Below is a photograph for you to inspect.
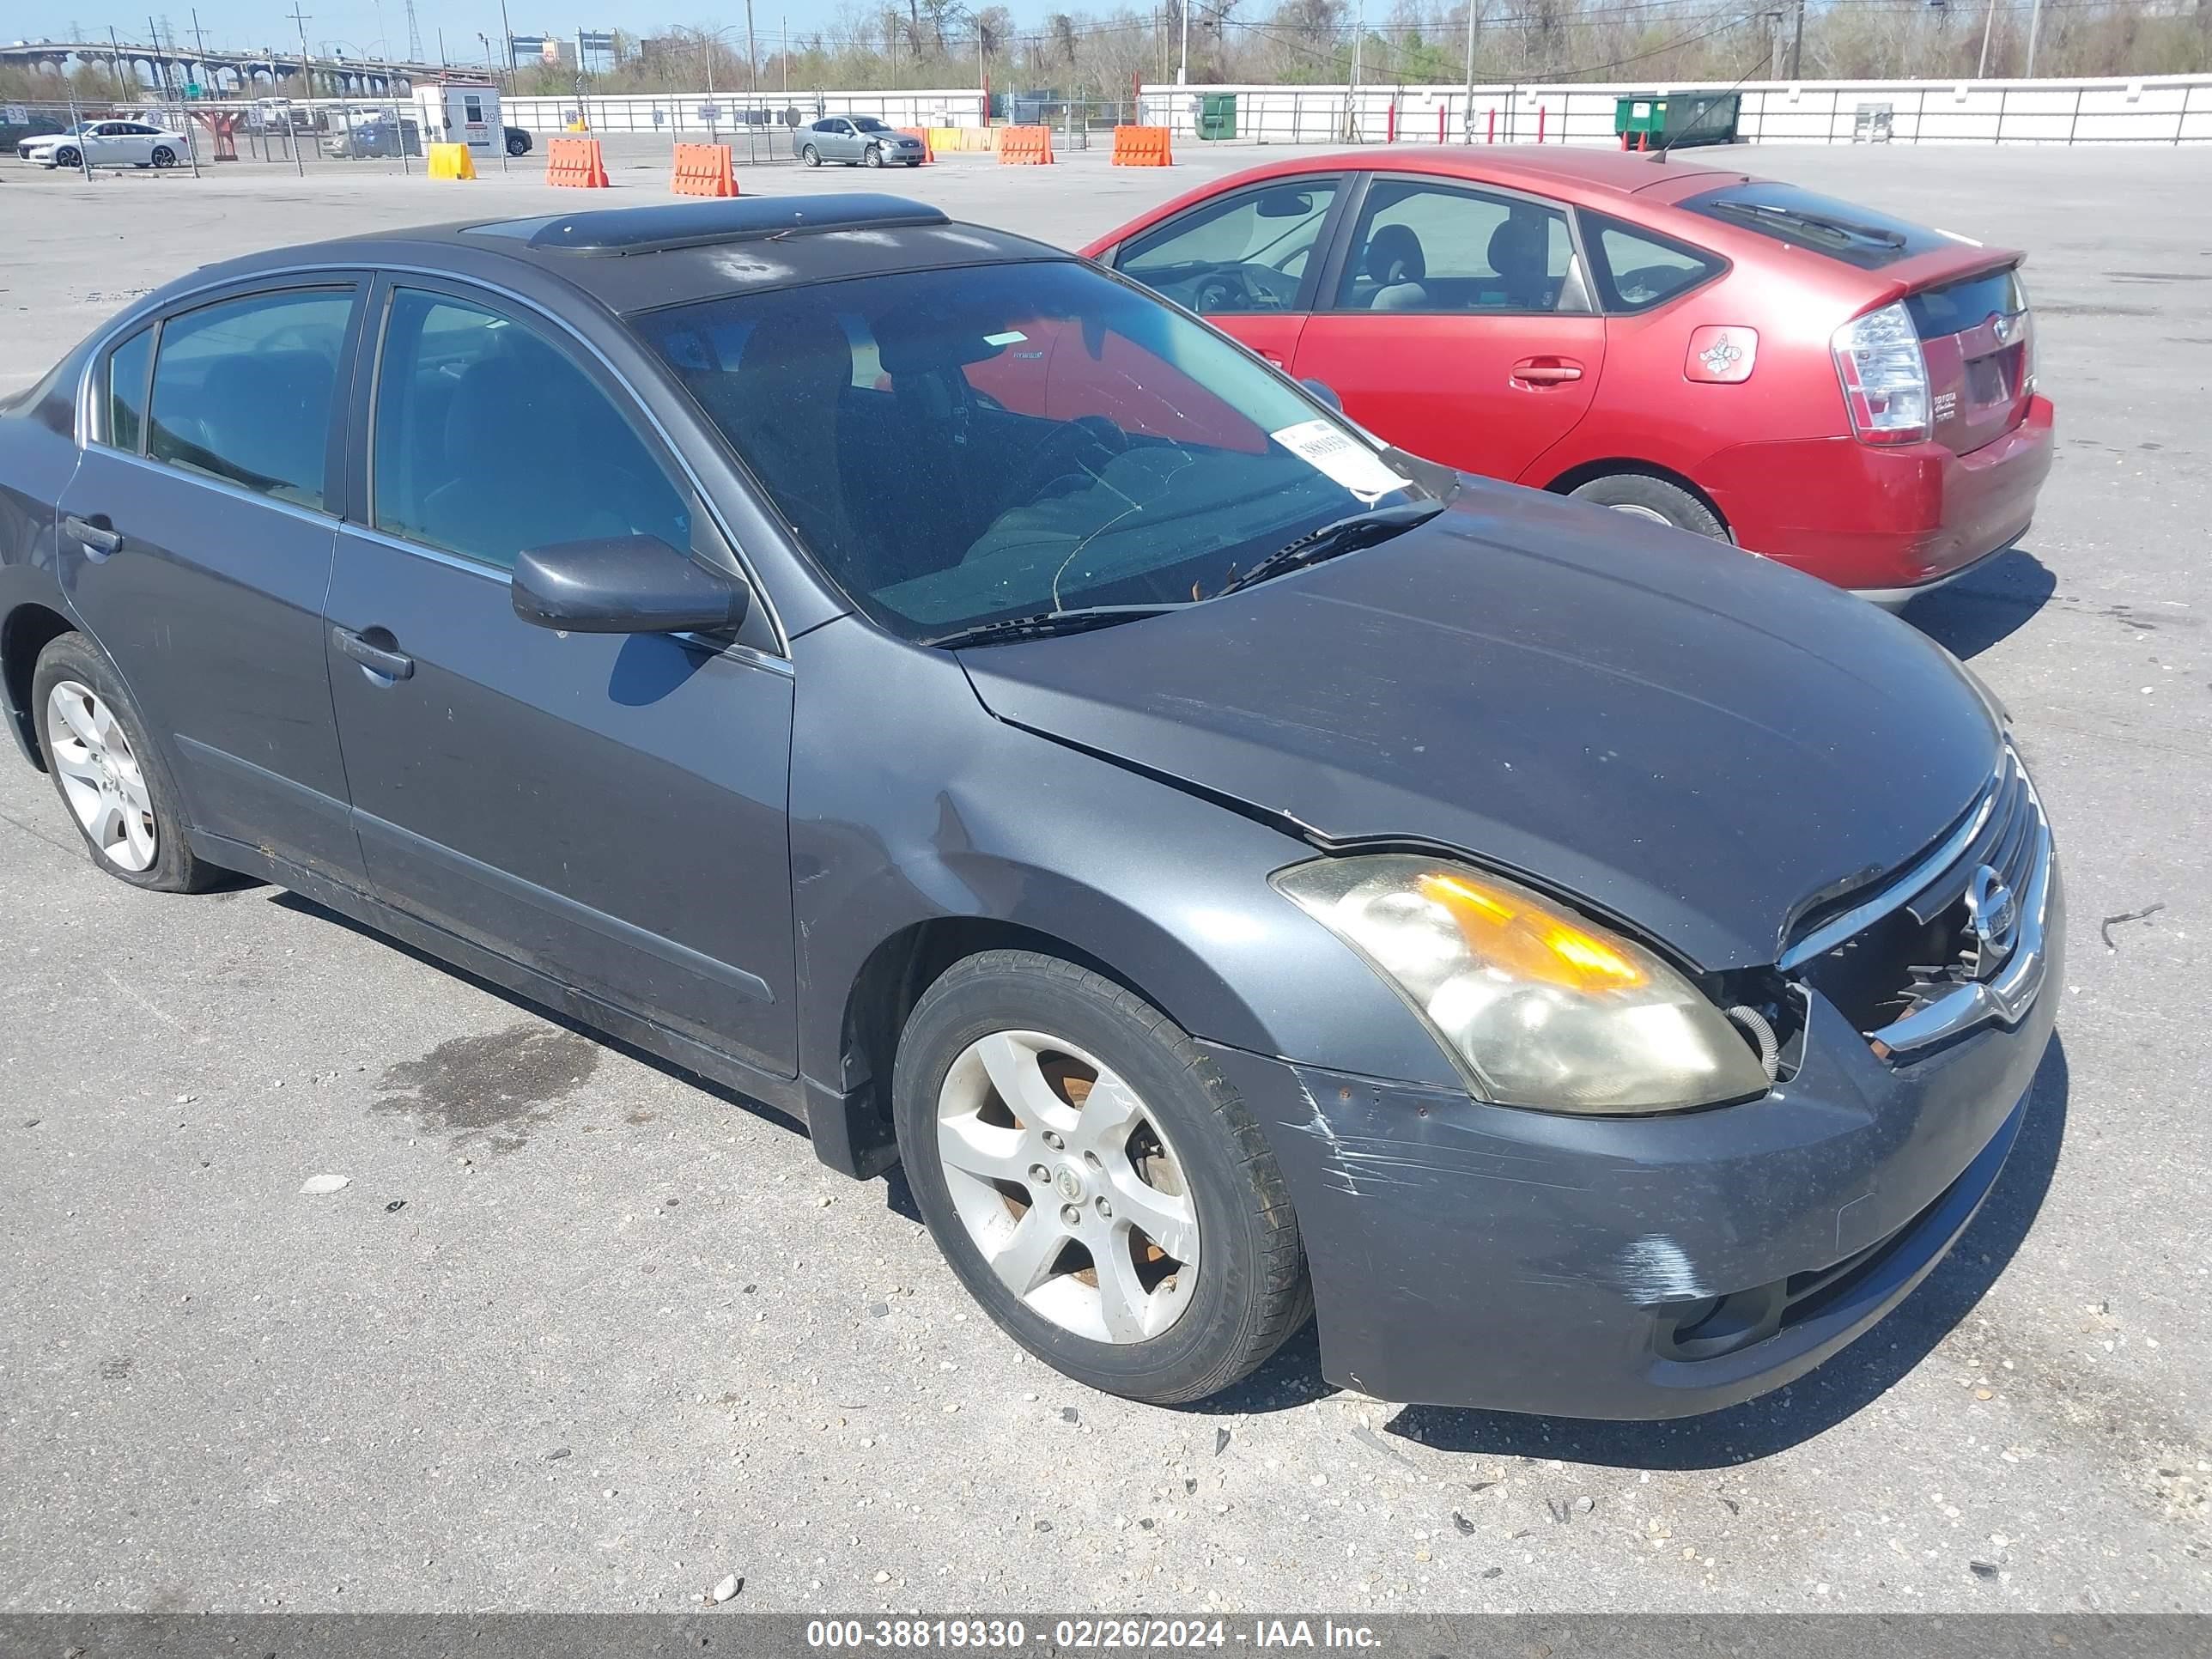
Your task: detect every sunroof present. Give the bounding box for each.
[463,196,951,256]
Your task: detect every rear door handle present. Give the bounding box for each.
[332,625,415,682]
[1259,351,1286,366]
[63,514,123,556]
[1510,357,1584,386]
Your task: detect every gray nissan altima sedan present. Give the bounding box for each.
[0,196,2060,1413]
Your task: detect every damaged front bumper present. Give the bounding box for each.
[1199,880,2061,1418]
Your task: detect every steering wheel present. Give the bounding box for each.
[1188,270,1248,313]
[1008,416,1130,504]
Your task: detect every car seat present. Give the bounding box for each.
[1365,223,1430,312]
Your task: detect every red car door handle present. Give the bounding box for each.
[1259,350,1285,366]
[1511,358,1584,386]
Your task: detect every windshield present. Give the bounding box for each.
[851,117,890,132]
[632,258,1428,641]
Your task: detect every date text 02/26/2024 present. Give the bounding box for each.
[804,1618,1382,1650]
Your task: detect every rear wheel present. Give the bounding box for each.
[801,143,821,167]
[149,144,176,167]
[32,633,223,893]
[894,950,1310,1405]
[1568,471,1728,541]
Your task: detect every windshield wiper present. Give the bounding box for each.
[1215,501,1444,598]
[920,604,1184,651]
[1727,202,1905,248]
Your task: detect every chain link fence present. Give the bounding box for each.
[3,94,545,179]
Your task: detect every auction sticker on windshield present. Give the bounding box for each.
[1271,419,1411,503]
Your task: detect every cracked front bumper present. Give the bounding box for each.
[1200,874,2061,1418]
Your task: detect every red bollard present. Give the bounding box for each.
[1438,105,1447,143]
[1486,106,1497,143]
[1536,105,1547,143]
[1386,100,1397,143]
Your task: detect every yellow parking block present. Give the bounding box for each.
[426,143,477,179]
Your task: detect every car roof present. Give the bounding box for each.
[178,195,1073,317]
[1203,143,1751,200]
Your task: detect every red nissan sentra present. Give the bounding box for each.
[1082,147,2054,604]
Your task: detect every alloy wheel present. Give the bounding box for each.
[46,680,157,872]
[934,1029,1200,1345]
[1607,502,1673,526]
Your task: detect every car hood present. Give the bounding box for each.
[958,481,2001,970]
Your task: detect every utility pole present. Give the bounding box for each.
[497,0,516,89]
[1177,0,1188,84]
[1348,0,1363,142]
[1788,0,1804,79]
[1977,0,1996,76]
[107,24,131,100]
[2024,0,2044,73]
[1766,9,1784,78]
[744,0,757,94]
[289,1,313,94]
[1463,0,1477,143]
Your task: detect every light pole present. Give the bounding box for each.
[1177,0,1188,84]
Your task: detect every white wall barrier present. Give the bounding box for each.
[1135,75,2212,148]
[501,87,986,136]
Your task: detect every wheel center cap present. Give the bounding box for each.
[1053,1164,1085,1203]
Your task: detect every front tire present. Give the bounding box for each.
[1567,471,1728,540]
[863,143,884,167]
[801,143,821,167]
[32,633,223,893]
[149,144,176,167]
[54,147,81,170]
[506,131,530,156]
[894,951,1310,1406]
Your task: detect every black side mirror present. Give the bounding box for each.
[1300,377,1344,412]
[512,535,750,635]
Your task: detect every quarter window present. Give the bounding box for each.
[105,326,152,454]
[1330,180,1572,314]
[371,289,690,572]
[1583,213,1726,313]
[146,288,353,511]
[1116,179,1339,316]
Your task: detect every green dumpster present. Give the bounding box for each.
[1613,91,1740,149]
[1197,92,1237,142]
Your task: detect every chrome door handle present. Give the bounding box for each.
[63,514,123,556]
[332,626,415,682]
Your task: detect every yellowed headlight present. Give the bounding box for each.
[1276,855,1771,1113]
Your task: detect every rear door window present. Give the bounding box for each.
[146,288,355,511]
[105,326,153,453]
[1328,179,1574,314]
[1678,182,1953,270]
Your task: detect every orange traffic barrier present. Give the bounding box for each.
[545,136,610,189]
[1109,125,1171,166]
[996,125,1053,165]
[897,126,934,162]
[671,142,738,197]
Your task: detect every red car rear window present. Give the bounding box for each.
[1678,183,1953,270]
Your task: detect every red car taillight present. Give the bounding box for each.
[1831,301,1930,446]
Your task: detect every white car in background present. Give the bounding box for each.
[17,119,190,170]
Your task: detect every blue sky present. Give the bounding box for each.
[14,3,1064,62]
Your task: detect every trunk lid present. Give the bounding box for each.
[1896,258,2034,457]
